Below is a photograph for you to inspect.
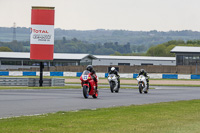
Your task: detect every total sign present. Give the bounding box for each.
[31,25,54,44]
[30,7,55,61]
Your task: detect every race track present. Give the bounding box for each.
[0,86,200,118]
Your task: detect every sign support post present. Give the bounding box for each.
[39,62,44,86]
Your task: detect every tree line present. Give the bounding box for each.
[145,40,200,57]
[0,38,132,55]
[1,39,200,57]
[2,27,200,52]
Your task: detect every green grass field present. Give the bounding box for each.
[0,100,200,133]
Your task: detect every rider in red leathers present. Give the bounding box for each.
[85,65,98,90]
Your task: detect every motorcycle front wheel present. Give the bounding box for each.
[110,82,114,93]
[139,84,143,94]
[83,86,89,98]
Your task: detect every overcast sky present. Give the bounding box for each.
[0,0,200,31]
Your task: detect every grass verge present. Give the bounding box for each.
[0,100,200,133]
[0,86,79,90]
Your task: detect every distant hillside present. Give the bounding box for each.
[1,27,200,52]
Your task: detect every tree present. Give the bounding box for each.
[113,51,122,55]
[0,47,13,52]
[62,37,66,43]
[146,44,166,56]
[165,45,176,57]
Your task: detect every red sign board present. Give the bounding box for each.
[30,6,55,60]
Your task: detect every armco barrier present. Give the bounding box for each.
[148,74,162,79]
[36,72,50,76]
[120,73,133,78]
[50,72,63,76]
[178,74,191,79]
[162,74,178,79]
[64,72,76,77]
[0,71,9,76]
[96,73,105,78]
[191,75,200,79]
[23,72,36,76]
[0,71,199,79]
[105,73,108,78]
[9,71,23,76]
[133,74,138,78]
[76,72,82,77]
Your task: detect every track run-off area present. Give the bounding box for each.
[0,85,200,119]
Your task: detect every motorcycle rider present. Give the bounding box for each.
[138,69,149,88]
[86,65,98,90]
[109,67,120,88]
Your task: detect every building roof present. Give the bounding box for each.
[94,55,175,61]
[0,52,96,60]
[171,46,200,53]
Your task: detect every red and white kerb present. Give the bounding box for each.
[30,7,55,60]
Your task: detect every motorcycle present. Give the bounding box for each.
[136,75,149,94]
[80,70,98,98]
[108,74,119,93]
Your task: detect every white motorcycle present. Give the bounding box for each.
[108,74,119,93]
[136,75,149,94]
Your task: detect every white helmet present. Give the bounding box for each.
[111,67,115,71]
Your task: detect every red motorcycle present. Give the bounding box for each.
[80,70,98,98]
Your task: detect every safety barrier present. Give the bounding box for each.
[0,77,65,87]
[0,71,199,79]
[28,78,65,87]
[0,77,28,86]
[162,74,178,79]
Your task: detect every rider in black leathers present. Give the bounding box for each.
[109,67,120,88]
[138,69,149,88]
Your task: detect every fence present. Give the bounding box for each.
[15,65,200,74]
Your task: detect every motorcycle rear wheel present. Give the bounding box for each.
[83,86,89,98]
[144,87,149,94]
[115,87,119,93]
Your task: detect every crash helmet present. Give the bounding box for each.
[86,65,93,72]
[111,67,115,71]
[140,69,145,74]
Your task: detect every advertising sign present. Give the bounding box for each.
[30,6,55,60]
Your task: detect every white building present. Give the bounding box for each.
[93,55,176,66]
[171,46,200,65]
[0,52,96,70]
[0,52,176,70]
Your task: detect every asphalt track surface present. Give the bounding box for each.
[0,86,200,118]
